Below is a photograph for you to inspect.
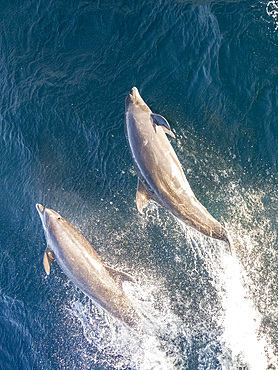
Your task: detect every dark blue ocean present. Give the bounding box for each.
[0,0,278,368]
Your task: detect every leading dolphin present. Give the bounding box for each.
[36,204,140,328]
[125,87,232,252]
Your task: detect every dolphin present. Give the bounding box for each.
[125,87,232,252]
[36,204,140,328]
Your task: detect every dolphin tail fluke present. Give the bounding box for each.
[43,247,55,275]
[227,238,233,255]
[222,233,233,255]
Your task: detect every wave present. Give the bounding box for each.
[0,293,50,370]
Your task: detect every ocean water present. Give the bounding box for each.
[0,0,277,368]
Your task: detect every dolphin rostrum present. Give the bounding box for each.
[36,204,140,328]
[125,87,232,252]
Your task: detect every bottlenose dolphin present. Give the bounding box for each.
[36,204,140,328]
[125,87,232,252]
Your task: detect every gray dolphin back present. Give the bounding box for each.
[125,88,232,253]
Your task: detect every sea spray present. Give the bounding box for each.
[68,280,188,369]
[218,254,269,369]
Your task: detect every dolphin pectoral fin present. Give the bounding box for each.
[105,266,136,286]
[151,113,175,138]
[136,179,153,213]
[43,247,55,275]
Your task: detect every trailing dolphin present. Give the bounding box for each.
[125,87,232,252]
[36,204,140,328]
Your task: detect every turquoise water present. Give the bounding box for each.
[0,0,278,368]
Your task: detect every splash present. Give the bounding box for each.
[266,1,278,30]
[218,254,273,369]
[213,181,278,369]
[177,223,278,369]
[67,279,190,370]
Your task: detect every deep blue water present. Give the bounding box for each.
[0,0,278,368]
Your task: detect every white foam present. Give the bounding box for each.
[266,1,278,30]
[210,182,278,369]
[218,254,269,369]
[68,280,188,370]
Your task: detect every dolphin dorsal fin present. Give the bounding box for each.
[105,266,136,286]
[151,113,175,138]
[43,247,55,275]
[136,178,153,213]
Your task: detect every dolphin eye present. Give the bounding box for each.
[57,217,61,220]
